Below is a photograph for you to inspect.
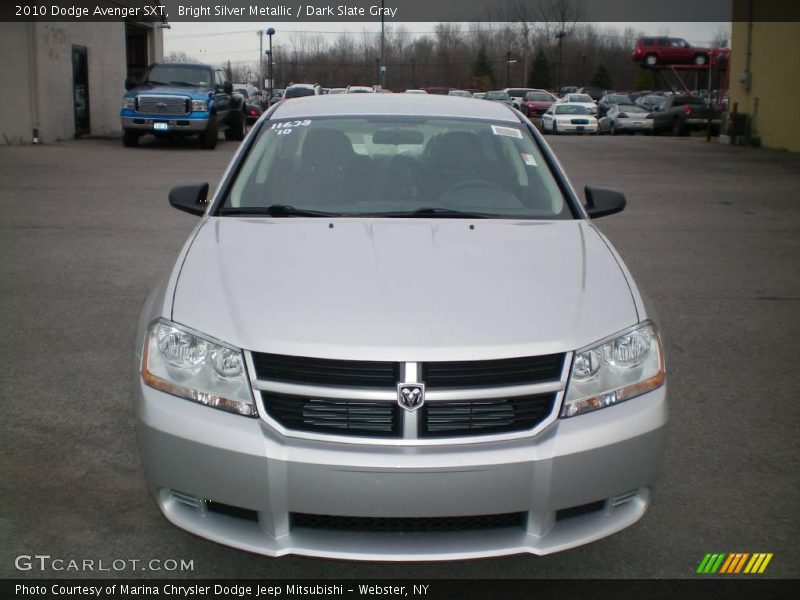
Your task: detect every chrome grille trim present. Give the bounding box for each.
[136,95,190,115]
[245,352,573,446]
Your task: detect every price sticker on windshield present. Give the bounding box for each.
[491,125,523,139]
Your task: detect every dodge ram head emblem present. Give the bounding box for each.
[397,383,424,411]
[156,102,167,109]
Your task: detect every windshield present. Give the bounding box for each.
[617,106,648,114]
[487,92,510,100]
[144,65,211,87]
[506,89,532,97]
[223,117,571,220]
[568,94,593,103]
[555,105,591,115]
[527,92,553,101]
[284,87,316,98]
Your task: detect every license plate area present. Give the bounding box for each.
[153,122,169,131]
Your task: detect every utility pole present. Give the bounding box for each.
[257,30,264,94]
[266,28,275,101]
[411,58,416,88]
[506,51,511,87]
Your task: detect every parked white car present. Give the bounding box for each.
[136,94,666,561]
[541,103,600,134]
[560,93,598,115]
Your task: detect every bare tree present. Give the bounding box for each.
[163,50,198,63]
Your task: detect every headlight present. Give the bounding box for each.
[562,321,665,418]
[122,97,135,110]
[191,99,208,111]
[141,319,256,417]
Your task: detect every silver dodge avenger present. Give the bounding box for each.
[135,94,667,560]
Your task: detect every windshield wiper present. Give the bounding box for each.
[359,207,494,219]
[218,205,342,217]
[170,81,202,87]
[143,80,167,85]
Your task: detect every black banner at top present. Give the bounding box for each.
[2,0,800,23]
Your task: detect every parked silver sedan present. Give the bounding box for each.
[599,104,655,135]
[135,94,667,561]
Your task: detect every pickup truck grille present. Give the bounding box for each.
[136,95,190,115]
[251,352,568,442]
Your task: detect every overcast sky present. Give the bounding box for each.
[164,21,731,66]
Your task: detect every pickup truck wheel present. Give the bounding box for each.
[200,116,218,149]
[224,111,245,141]
[122,130,139,147]
[672,118,686,137]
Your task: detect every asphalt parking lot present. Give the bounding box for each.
[1,133,798,579]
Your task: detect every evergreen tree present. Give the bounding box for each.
[590,64,612,90]
[527,48,551,89]
[471,45,495,90]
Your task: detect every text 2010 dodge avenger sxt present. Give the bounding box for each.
[134,94,667,560]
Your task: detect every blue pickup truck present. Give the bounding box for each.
[120,63,246,149]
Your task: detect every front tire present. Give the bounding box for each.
[200,115,218,149]
[610,123,617,136]
[672,118,687,137]
[693,54,708,66]
[122,129,139,147]
[645,54,658,67]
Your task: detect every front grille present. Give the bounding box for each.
[252,352,398,388]
[264,392,400,437]
[422,354,564,388]
[570,119,590,125]
[291,512,526,532]
[421,393,556,437]
[206,501,259,522]
[137,95,190,115]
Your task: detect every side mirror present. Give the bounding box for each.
[584,186,626,218]
[124,76,138,91]
[223,81,233,94]
[169,183,209,216]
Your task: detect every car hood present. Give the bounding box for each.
[128,85,211,99]
[171,218,638,361]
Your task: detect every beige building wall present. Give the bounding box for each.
[729,19,800,152]
[0,21,164,144]
[0,23,35,144]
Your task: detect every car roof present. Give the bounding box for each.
[270,94,521,122]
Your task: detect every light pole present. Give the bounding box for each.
[380,0,385,88]
[257,30,264,94]
[266,28,276,102]
[556,30,567,92]
[506,51,517,87]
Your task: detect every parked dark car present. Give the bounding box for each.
[652,95,721,135]
[632,36,730,67]
[635,94,668,112]
[235,89,263,125]
[520,90,557,117]
[597,93,634,118]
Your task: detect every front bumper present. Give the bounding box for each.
[135,379,667,560]
[121,111,209,133]
[556,123,598,133]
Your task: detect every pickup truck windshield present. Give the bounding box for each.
[223,117,572,219]
[143,65,211,88]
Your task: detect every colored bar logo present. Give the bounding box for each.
[697,553,773,574]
